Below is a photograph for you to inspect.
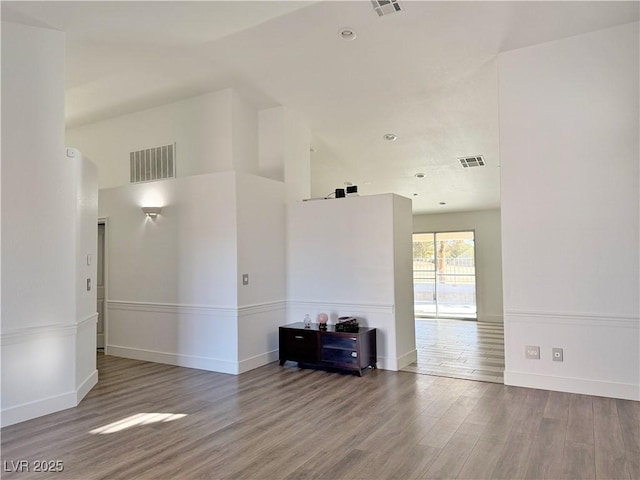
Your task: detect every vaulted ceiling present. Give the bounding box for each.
[3,1,638,213]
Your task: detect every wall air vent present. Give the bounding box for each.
[371,0,402,16]
[459,155,485,168]
[130,143,176,183]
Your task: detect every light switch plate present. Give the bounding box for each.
[242,274,249,286]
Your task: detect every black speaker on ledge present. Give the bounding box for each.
[335,188,345,198]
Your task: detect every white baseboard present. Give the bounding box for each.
[238,349,279,374]
[397,348,418,370]
[1,391,76,428]
[1,368,99,428]
[107,345,240,375]
[377,356,397,371]
[480,314,504,324]
[377,350,417,371]
[504,370,640,401]
[76,369,98,404]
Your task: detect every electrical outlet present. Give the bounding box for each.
[242,274,249,286]
[525,345,540,359]
[552,348,563,362]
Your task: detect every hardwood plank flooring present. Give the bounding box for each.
[1,353,638,480]
[402,318,505,384]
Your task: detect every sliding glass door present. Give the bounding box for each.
[413,231,477,319]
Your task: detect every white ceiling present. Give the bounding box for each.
[3,1,638,214]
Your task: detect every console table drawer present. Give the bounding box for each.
[321,347,358,366]
[279,328,318,363]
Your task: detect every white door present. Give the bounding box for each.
[97,222,105,348]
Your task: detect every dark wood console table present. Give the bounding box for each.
[279,323,377,376]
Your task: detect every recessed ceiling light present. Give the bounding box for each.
[439,202,446,205]
[383,133,397,141]
[414,173,425,178]
[339,27,357,41]
[413,193,418,196]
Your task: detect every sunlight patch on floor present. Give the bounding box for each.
[89,413,187,434]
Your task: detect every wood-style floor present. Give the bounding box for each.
[402,319,505,384]
[1,353,638,480]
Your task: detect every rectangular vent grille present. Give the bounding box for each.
[371,0,402,16]
[130,143,175,183]
[459,155,485,168]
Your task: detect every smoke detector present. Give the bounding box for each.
[459,155,485,168]
[371,0,402,16]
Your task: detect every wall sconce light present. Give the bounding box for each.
[142,207,162,219]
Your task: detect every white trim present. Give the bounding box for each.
[504,370,640,401]
[98,217,109,350]
[107,300,287,317]
[376,355,397,371]
[1,368,99,427]
[480,313,504,324]
[376,349,418,372]
[1,313,100,346]
[505,310,639,329]
[238,349,279,373]
[106,345,239,375]
[76,369,98,403]
[397,348,418,370]
[238,301,286,316]
[77,312,99,328]
[1,391,77,428]
[107,300,237,316]
[1,323,77,346]
[288,300,395,314]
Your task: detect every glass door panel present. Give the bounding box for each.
[413,231,477,319]
[413,233,436,317]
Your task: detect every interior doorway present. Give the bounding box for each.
[413,231,477,319]
[97,221,106,349]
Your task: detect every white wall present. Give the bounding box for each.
[287,194,416,370]
[99,172,239,306]
[236,175,286,307]
[235,174,286,372]
[259,106,311,204]
[66,89,240,189]
[67,87,301,377]
[1,22,72,332]
[99,172,286,374]
[99,172,240,372]
[499,23,639,400]
[258,107,284,181]
[71,149,99,402]
[393,196,417,364]
[73,149,99,324]
[413,209,504,323]
[1,23,97,427]
[231,90,259,176]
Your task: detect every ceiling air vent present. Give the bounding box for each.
[459,155,485,168]
[371,0,402,17]
[130,143,176,183]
